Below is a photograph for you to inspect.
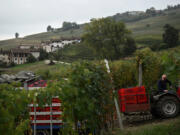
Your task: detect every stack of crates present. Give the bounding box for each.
[118,86,148,113]
[29,97,63,129]
[136,86,148,104]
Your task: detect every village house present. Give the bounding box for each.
[41,37,81,53]
[0,48,40,65]
[19,44,42,50]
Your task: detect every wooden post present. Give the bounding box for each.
[138,63,142,86]
[104,59,123,130]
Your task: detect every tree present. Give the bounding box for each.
[27,54,37,63]
[163,24,179,48]
[62,22,79,31]
[51,49,63,61]
[0,83,33,135]
[82,18,136,60]
[15,32,19,38]
[123,37,136,56]
[146,24,150,28]
[146,7,156,16]
[59,62,114,134]
[39,49,49,60]
[47,25,53,32]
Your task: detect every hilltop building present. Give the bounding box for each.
[127,11,144,15]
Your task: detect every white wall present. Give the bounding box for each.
[0,54,9,63]
[42,39,81,53]
[19,46,31,49]
[31,52,40,59]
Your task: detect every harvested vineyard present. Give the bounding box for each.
[114,116,180,135]
[0,47,179,135]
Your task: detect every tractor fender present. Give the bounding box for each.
[153,91,180,102]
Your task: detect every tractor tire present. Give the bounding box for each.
[156,96,180,118]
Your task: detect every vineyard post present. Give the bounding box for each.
[24,81,28,90]
[104,59,123,130]
[138,62,142,86]
[33,100,36,135]
[50,97,53,135]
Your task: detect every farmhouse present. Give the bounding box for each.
[41,37,81,52]
[0,48,40,65]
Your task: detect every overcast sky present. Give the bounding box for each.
[0,0,179,40]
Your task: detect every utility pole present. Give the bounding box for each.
[104,59,123,130]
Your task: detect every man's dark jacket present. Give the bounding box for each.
[158,79,172,92]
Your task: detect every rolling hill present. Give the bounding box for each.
[0,7,180,49]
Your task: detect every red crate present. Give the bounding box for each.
[118,86,149,113]
[31,106,61,112]
[31,115,62,120]
[120,103,126,112]
[137,94,148,104]
[119,87,137,95]
[136,86,146,94]
[124,95,137,104]
[52,98,61,103]
[118,87,138,104]
[177,87,180,98]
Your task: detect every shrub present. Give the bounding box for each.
[27,54,37,63]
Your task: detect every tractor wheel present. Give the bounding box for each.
[156,96,180,118]
[36,130,50,135]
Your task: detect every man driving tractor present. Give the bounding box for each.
[158,74,172,93]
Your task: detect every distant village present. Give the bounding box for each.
[0,37,81,65]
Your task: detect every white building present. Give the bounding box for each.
[42,38,81,53]
[0,53,10,63]
[0,49,40,65]
[19,44,42,50]
[30,49,40,59]
[128,11,144,15]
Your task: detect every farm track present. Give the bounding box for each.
[123,114,180,128]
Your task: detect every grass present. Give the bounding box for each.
[127,8,180,38]
[60,43,96,61]
[3,61,69,75]
[114,116,180,135]
[2,45,180,75]
[0,8,180,49]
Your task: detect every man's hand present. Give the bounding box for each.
[164,90,168,93]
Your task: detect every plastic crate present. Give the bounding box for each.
[177,88,180,98]
[137,94,148,104]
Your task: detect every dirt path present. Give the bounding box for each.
[123,115,180,130]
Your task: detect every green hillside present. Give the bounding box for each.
[0,8,180,49]
[127,8,180,38]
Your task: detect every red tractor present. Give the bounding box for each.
[118,86,180,118]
